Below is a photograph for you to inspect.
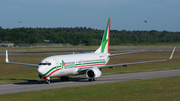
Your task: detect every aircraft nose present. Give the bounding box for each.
[37,66,45,75]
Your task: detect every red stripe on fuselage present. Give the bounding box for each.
[46,63,105,77]
[47,68,61,77]
[75,63,105,68]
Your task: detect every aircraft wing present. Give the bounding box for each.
[5,50,39,67]
[99,47,176,68]
[110,50,144,57]
[98,59,167,68]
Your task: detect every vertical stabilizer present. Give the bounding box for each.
[94,18,111,53]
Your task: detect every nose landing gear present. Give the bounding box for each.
[46,77,50,84]
[46,79,50,84]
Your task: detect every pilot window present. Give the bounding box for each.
[39,63,51,66]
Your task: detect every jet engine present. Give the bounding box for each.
[86,67,102,79]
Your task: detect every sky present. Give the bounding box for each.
[1,0,180,31]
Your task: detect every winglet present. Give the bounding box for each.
[5,50,9,63]
[169,47,176,60]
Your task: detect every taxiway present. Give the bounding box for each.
[0,69,179,94]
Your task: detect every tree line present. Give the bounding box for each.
[0,27,180,45]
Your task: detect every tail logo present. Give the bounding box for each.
[95,18,111,53]
[101,39,109,53]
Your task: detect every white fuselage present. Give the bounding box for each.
[37,53,110,78]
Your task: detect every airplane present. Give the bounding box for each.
[5,18,176,84]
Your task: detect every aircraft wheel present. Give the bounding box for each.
[61,76,69,81]
[89,79,93,81]
[65,76,69,81]
[60,76,65,81]
[46,80,50,84]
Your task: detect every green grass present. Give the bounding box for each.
[0,76,180,101]
[0,45,180,100]
[0,47,180,84]
[0,46,99,52]
[0,45,179,52]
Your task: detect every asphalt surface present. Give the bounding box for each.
[0,69,180,95]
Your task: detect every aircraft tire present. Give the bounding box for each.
[46,80,50,84]
[61,76,69,81]
[61,76,65,81]
[89,79,93,81]
[65,76,69,81]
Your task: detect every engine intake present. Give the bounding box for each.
[86,67,102,79]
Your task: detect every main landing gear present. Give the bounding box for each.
[60,76,69,81]
[88,78,96,81]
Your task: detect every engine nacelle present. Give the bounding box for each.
[86,67,102,79]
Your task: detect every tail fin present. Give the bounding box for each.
[94,18,111,53]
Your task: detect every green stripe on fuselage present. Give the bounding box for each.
[43,66,61,76]
[83,61,106,65]
[43,61,106,76]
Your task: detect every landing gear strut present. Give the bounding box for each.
[46,77,50,84]
[46,79,50,84]
[88,78,96,81]
[60,76,69,81]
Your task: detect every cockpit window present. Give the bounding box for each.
[39,63,51,66]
